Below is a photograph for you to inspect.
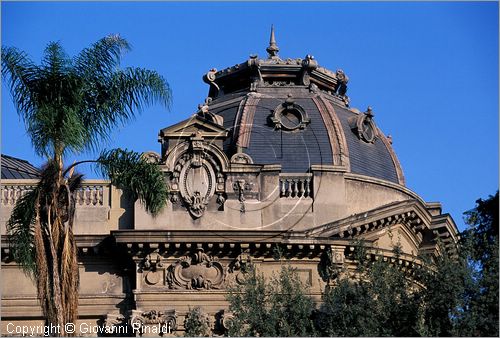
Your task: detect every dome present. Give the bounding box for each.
[196,27,405,185]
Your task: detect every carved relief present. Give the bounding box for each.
[216,193,226,209]
[130,309,177,335]
[166,249,227,290]
[104,312,127,336]
[334,69,349,96]
[140,252,163,271]
[169,135,226,218]
[301,54,318,86]
[319,246,346,283]
[203,68,220,98]
[309,83,319,94]
[141,151,161,164]
[228,253,251,285]
[230,152,254,164]
[139,252,164,286]
[233,179,253,213]
[330,246,345,265]
[248,54,263,92]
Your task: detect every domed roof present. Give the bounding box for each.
[186,27,404,185]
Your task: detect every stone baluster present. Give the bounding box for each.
[77,189,84,205]
[98,187,103,205]
[285,179,291,197]
[85,187,92,205]
[92,186,98,205]
[280,178,285,197]
[298,179,305,197]
[304,178,310,197]
[2,187,9,205]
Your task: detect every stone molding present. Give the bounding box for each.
[312,95,351,169]
[235,93,261,148]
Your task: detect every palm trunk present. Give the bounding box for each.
[33,157,80,336]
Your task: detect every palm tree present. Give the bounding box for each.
[2,35,171,336]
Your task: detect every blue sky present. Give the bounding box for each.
[1,2,498,230]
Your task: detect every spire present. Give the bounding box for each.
[266,25,280,59]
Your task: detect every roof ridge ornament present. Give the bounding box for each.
[266,25,280,59]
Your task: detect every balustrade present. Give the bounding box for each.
[279,174,313,198]
[1,180,108,207]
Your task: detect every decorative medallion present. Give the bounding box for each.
[349,106,377,144]
[270,95,310,131]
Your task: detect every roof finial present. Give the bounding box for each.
[266,24,280,59]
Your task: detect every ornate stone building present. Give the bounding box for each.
[1,29,458,336]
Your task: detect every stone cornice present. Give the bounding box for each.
[112,230,351,259]
[305,199,432,239]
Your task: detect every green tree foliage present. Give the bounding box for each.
[227,264,315,337]
[413,241,471,336]
[317,244,421,336]
[2,35,171,336]
[184,307,211,337]
[458,191,499,336]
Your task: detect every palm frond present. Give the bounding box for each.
[74,34,130,79]
[28,103,87,158]
[1,46,39,124]
[97,148,167,215]
[42,42,71,75]
[113,67,172,111]
[7,187,39,277]
[79,67,171,152]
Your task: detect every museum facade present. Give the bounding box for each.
[1,30,458,336]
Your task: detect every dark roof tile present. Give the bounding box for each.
[1,154,40,179]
